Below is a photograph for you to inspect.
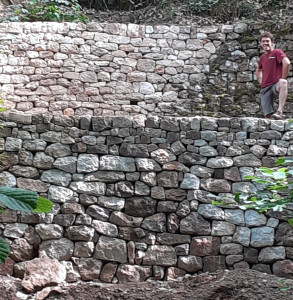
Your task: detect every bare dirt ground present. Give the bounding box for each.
[1,269,293,300]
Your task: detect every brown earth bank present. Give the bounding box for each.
[1,269,293,300]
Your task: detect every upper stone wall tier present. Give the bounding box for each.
[0,22,292,118]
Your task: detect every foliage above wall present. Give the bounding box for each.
[1,0,292,24]
[1,0,89,23]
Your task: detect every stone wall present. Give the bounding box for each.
[0,22,293,118]
[0,112,293,282]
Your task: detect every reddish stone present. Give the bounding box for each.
[273,260,293,279]
[203,256,226,273]
[10,238,34,262]
[64,108,74,116]
[0,210,17,223]
[21,255,66,293]
[116,264,152,283]
[127,241,135,264]
[165,267,186,280]
[0,257,15,276]
[190,236,220,256]
[100,263,118,283]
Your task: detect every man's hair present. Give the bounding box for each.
[259,31,274,42]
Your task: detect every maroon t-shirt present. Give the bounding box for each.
[258,49,286,88]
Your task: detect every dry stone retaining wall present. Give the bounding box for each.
[0,113,293,282]
[0,21,293,118]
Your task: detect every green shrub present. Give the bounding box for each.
[2,0,89,23]
[213,157,293,225]
[188,0,219,13]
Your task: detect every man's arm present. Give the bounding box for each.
[255,67,263,85]
[282,57,291,79]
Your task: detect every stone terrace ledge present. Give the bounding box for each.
[0,112,293,281]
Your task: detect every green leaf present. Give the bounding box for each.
[258,167,274,174]
[33,197,53,213]
[276,158,286,166]
[0,187,38,212]
[288,218,293,227]
[273,171,286,180]
[277,157,293,166]
[0,237,10,264]
[244,175,257,180]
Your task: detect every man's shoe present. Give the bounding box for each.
[271,111,283,120]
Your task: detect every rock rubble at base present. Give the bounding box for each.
[0,114,293,283]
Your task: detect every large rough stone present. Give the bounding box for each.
[78,258,102,281]
[233,154,261,167]
[94,236,127,263]
[141,213,166,232]
[52,157,77,173]
[21,255,67,293]
[135,158,162,171]
[224,209,245,226]
[157,171,179,188]
[124,197,157,217]
[9,238,34,262]
[143,245,177,266]
[74,242,95,258]
[70,181,106,196]
[151,149,176,164]
[250,227,274,248]
[157,233,191,245]
[206,157,233,168]
[41,169,71,187]
[201,179,231,193]
[273,260,293,279]
[203,256,226,273]
[190,236,220,256]
[45,143,72,158]
[65,225,95,241]
[212,221,236,236]
[180,212,211,235]
[92,220,118,237]
[178,256,203,273]
[48,185,74,203]
[258,246,286,263]
[35,224,63,240]
[233,226,251,247]
[245,210,267,227]
[198,204,224,220]
[100,155,136,171]
[86,205,110,221]
[109,211,143,227]
[100,263,118,283]
[3,223,28,238]
[180,173,200,189]
[77,154,99,173]
[33,152,54,169]
[275,222,293,246]
[220,243,243,255]
[39,238,74,260]
[116,265,152,283]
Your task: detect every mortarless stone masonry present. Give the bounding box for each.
[1,112,293,282]
[0,22,292,118]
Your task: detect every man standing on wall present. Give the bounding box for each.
[256,31,290,119]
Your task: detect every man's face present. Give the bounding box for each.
[260,37,273,53]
